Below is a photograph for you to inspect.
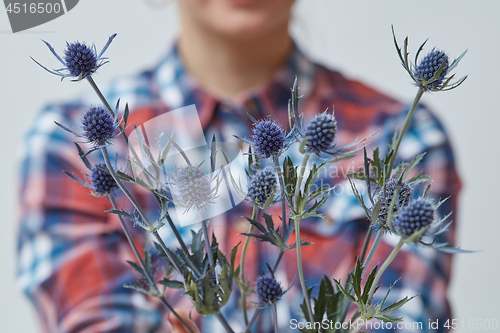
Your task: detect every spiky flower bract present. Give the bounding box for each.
[31,34,116,81]
[304,112,338,155]
[175,165,214,210]
[414,49,449,89]
[373,179,413,226]
[256,275,284,306]
[393,198,435,238]
[64,42,98,78]
[247,170,277,207]
[89,163,117,196]
[251,119,285,158]
[82,106,118,146]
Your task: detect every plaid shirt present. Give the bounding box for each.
[17,42,461,333]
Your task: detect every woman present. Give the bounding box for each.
[18,0,460,332]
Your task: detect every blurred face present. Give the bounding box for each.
[178,0,295,40]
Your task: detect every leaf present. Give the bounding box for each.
[105,209,133,220]
[351,259,363,301]
[158,279,184,289]
[229,242,241,274]
[74,143,92,170]
[361,265,378,303]
[333,279,357,304]
[126,260,145,276]
[63,171,85,185]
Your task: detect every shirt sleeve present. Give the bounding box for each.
[16,103,167,333]
[366,104,461,332]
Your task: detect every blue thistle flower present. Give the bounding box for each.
[82,106,118,146]
[414,49,449,89]
[64,42,98,78]
[393,198,435,238]
[31,34,117,81]
[392,27,467,92]
[174,165,215,211]
[256,275,284,306]
[373,179,413,226]
[304,112,338,155]
[247,170,277,207]
[251,119,286,158]
[89,163,117,196]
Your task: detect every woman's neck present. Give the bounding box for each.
[178,20,292,101]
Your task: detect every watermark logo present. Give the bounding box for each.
[3,0,79,33]
[128,105,248,227]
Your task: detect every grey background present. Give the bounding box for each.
[1,0,499,331]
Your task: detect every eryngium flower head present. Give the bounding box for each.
[304,113,338,154]
[373,179,413,226]
[247,170,277,207]
[175,165,214,210]
[414,49,449,89]
[394,198,435,238]
[82,106,117,146]
[251,119,285,158]
[256,275,284,306]
[31,34,116,81]
[64,42,98,78]
[90,163,117,196]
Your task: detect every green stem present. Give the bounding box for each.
[387,88,424,177]
[293,154,314,324]
[367,238,404,304]
[108,195,197,333]
[273,156,287,238]
[362,229,384,274]
[101,147,182,273]
[240,206,259,326]
[272,303,279,333]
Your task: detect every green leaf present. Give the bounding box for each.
[351,259,363,301]
[158,278,184,289]
[105,209,133,220]
[380,295,417,314]
[333,279,357,304]
[361,265,378,304]
[126,260,145,276]
[230,242,241,275]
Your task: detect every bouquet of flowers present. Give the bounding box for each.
[31,26,469,333]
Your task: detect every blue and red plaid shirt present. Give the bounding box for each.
[17,42,461,332]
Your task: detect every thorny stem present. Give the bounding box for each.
[367,238,405,304]
[240,206,259,326]
[387,88,424,177]
[108,195,197,333]
[293,154,314,323]
[101,147,182,273]
[273,155,287,238]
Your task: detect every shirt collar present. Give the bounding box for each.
[153,41,317,127]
